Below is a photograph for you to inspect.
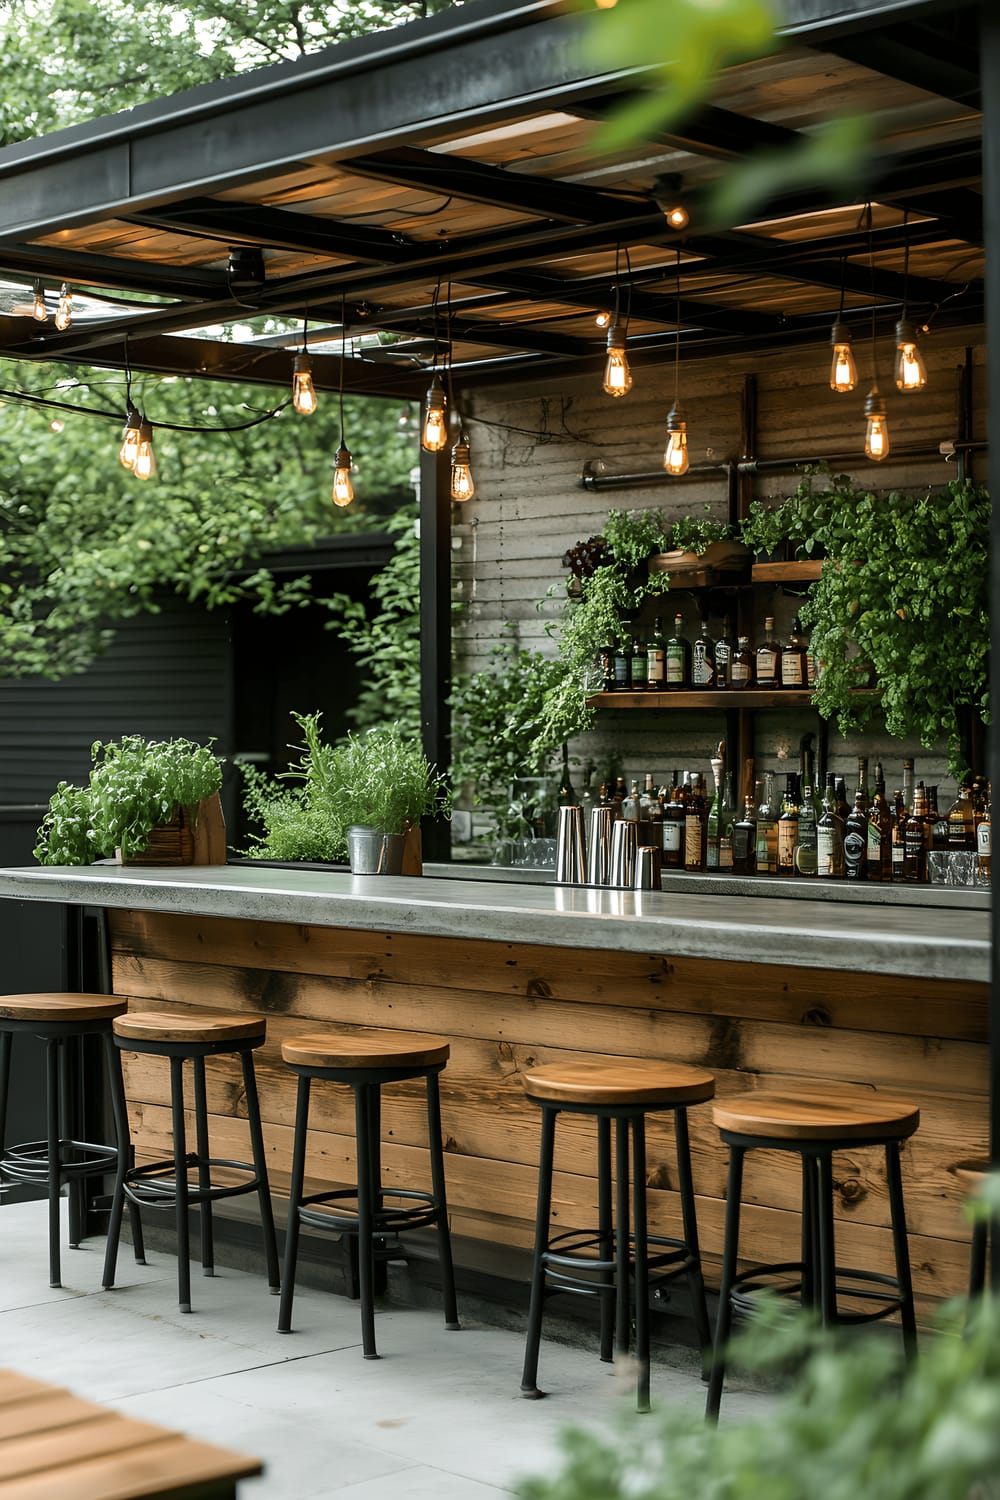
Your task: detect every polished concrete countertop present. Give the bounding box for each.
[0,862,989,983]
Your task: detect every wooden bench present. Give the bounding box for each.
[0,1369,261,1498]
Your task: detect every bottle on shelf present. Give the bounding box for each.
[665,614,690,691]
[891,788,907,882]
[646,617,666,691]
[706,744,725,869]
[732,794,757,874]
[867,763,894,882]
[795,779,818,876]
[776,773,800,876]
[599,642,616,693]
[715,616,734,688]
[729,635,753,689]
[614,638,631,691]
[902,758,915,817]
[843,782,870,881]
[946,783,977,849]
[780,614,808,689]
[557,744,577,807]
[612,775,628,818]
[684,772,707,872]
[817,774,845,878]
[661,782,686,869]
[630,632,649,692]
[929,785,949,849]
[622,778,642,822]
[903,782,930,882]
[692,619,716,688]
[755,616,781,689]
[718,769,736,871]
[834,776,850,825]
[640,772,657,820]
[977,785,991,881]
[855,756,870,811]
[755,771,778,875]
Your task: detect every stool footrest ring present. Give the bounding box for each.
[297,1186,441,1237]
[2,1138,119,1185]
[123,1154,264,1210]
[729,1259,909,1326]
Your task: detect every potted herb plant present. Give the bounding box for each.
[240,712,450,875]
[34,735,225,866]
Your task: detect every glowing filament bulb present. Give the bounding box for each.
[54,283,72,331]
[332,444,354,508]
[133,420,155,480]
[602,320,632,398]
[663,403,689,476]
[291,353,317,414]
[31,281,47,321]
[829,320,857,392]
[864,386,890,462]
[664,204,689,231]
[421,376,448,452]
[594,311,610,328]
[450,434,475,502]
[118,407,142,470]
[894,320,927,391]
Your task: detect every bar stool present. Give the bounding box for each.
[951,1159,996,1297]
[706,1086,920,1420]
[103,1010,280,1312]
[0,992,145,1288]
[277,1028,459,1359]
[519,1056,716,1412]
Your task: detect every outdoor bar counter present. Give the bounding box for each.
[0,863,990,1321]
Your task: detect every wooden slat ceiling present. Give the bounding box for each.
[0,0,983,399]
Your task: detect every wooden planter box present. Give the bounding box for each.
[648,540,752,579]
[120,792,227,866]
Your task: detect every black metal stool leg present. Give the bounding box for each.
[885,1141,917,1360]
[170,1055,192,1313]
[521,1104,556,1398]
[46,1037,62,1288]
[597,1114,614,1363]
[278,1074,310,1334]
[61,1037,83,1251]
[615,1115,631,1358]
[632,1113,650,1413]
[815,1152,838,1327]
[800,1153,816,1309]
[241,1050,280,1294]
[706,1143,745,1422]
[102,1031,140,1288]
[193,1057,215,1277]
[0,1029,11,1165]
[355,1082,379,1359]
[425,1071,459,1330]
[969,1220,988,1300]
[674,1107,711,1376]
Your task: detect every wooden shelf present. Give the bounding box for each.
[586,688,881,710]
[751,560,824,583]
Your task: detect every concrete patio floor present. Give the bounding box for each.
[0,1199,774,1497]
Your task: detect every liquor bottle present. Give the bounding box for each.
[867,763,893,882]
[843,784,869,881]
[929,786,948,850]
[661,783,686,869]
[557,744,577,807]
[817,774,845,878]
[665,614,690,691]
[630,633,649,692]
[647,785,663,839]
[755,616,780,688]
[834,776,850,825]
[714,616,734,688]
[855,756,870,811]
[977,785,991,882]
[946,784,976,849]
[622,778,641,822]
[718,770,736,871]
[646,616,666,691]
[903,783,929,882]
[684,773,707,872]
[730,635,753,689]
[902,758,915,816]
[599,642,617,692]
[613,638,631,690]
[755,771,777,875]
[891,789,907,882]
[732,795,757,874]
[706,745,724,869]
[692,619,716,688]
[780,614,808,689]
[639,772,657,821]
[777,774,800,876]
[795,782,819,876]
[612,775,628,818]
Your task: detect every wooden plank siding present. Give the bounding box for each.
[108,910,988,1322]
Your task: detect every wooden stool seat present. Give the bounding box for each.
[113,1012,265,1046]
[0,993,128,1024]
[713,1087,920,1142]
[522,1057,715,1109]
[281,1029,450,1071]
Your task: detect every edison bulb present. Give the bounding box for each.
[31,281,47,321]
[134,421,155,480]
[291,353,318,415]
[450,436,475,501]
[54,284,72,331]
[594,311,610,328]
[332,444,354,507]
[864,387,890,462]
[663,404,689,476]
[602,321,632,397]
[119,408,142,470]
[421,377,448,452]
[894,320,927,391]
[829,321,856,392]
[664,204,689,231]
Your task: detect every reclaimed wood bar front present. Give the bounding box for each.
[0,865,989,1323]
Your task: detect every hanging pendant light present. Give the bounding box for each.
[663,248,690,475]
[54,283,73,331]
[421,373,448,452]
[118,406,142,470]
[332,297,355,508]
[133,419,156,480]
[450,432,475,501]
[31,280,47,321]
[828,258,856,392]
[894,211,927,392]
[864,385,890,461]
[292,352,318,415]
[602,319,632,397]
